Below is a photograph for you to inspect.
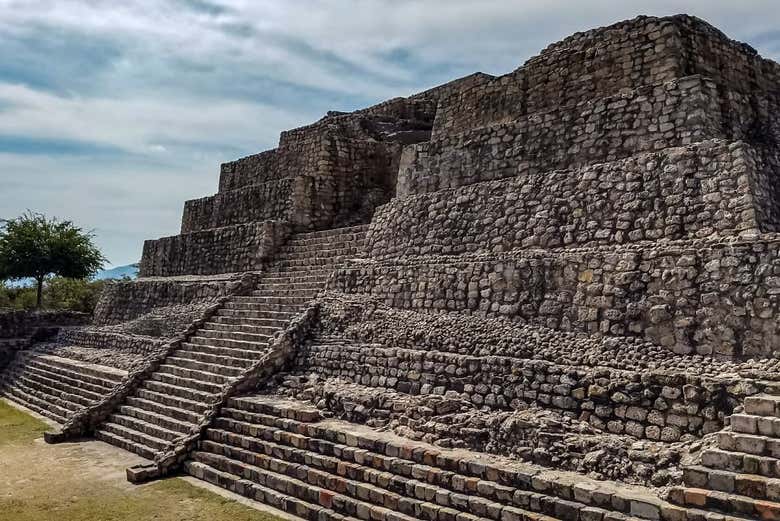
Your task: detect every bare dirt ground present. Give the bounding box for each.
[0,398,286,521]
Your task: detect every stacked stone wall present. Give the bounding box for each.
[399,75,726,196]
[374,140,762,257]
[93,277,238,326]
[139,221,290,277]
[181,178,296,233]
[330,237,780,359]
[0,310,89,338]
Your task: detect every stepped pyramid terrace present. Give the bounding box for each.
[4,13,780,521]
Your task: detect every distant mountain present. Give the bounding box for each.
[3,263,139,288]
[93,263,139,281]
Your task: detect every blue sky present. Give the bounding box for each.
[0,0,779,267]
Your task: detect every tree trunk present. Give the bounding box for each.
[36,277,43,309]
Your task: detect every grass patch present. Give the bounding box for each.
[0,399,49,446]
[0,400,285,521]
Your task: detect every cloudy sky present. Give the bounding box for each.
[0,1,779,266]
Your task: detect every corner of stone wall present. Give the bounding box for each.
[395,143,430,199]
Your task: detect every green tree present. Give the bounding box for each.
[0,212,106,309]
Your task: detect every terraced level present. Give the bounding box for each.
[95,225,368,460]
[0,352,127,425]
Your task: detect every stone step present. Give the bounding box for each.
[201,322,282,335]
[262,268,332,279]
[193,329,273,344]
[21,363,116,396]
[273,246,365,260]
[150,371,225,394]
[225,297,311,308]
[702,448,780,479]
[169,352,252,373]
[125,396,202,425]
[225,396,322,423]
[24,358,122,391]
[668,486,780,520]
[116,404,196,435]
[215,306,304,318]
[13,368,105,404]
[219,397,663,521]
[209,314,295,327]
[745,395,780,418]
[4,378,84,413]
[27,354,126,383]
[95,428,158,461]
[97,421,170,452]
[135,388,211,414]
[196,439,517,521]
[184,460,359,521]
[256,280,327,290]
[731,413,780,437]
[142,379,215,403]
[1,385,70,424]
[684,465,780,502]
[11,373,96,408]
[108,413,187,443]
[272,257,355,269]
[248,288,321,298]
[157,363,235,386]
[719,430,780,458]
[178,342,263,362]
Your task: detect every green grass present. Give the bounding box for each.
[0,399,49,446]
[0,399,285,521]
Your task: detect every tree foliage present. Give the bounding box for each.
[0,212,106,308]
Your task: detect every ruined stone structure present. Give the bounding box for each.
[3,14,780,521]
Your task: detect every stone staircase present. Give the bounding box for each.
[95,225,368,461]
[670,393,780,520]
[1,352,127,425]
[185,394,672,521]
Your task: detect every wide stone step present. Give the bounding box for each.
[225,396,322,423]
[125,396,202,425]
[220,397,664,521]
[702,448,780,478]
[175,346,257,367]
[745,395,780,418]
[225,297,311,308]
[255,280,327,290]
[684,465,780,502]
[169,353,252,375]
[142,379,215,403]
[250,288,321,299]
[216,306,303,318]
[97,421,170,452]
[273,246,365,260]
[200,322,282,336]
[194,329,273,344]
[22,363,116,396]
[14,369,104,404]
[25,358,122,391]
[262,268,332,280]
[731,413,780,437]
[184,460,361,521]
[211,310,300,320]
[135,388,211,414]
[28,354,126,383]
[2,385,69,424]
[669,486,780,520]
[95,428,158,461]
[150,371,225,394]
[4,378,84,412]
[719,430,780,458]
[157,364,235,386]
[198,438,514,521]
[108,413,187,443]
[116,404,196,435]
[187,335,269,351]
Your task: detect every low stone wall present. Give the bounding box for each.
[329,236,780,359]
[374,140,761,257]
[93,276,241,326]
[181,178,297,233]
[139,220,290,277]
[0,310,90,338]
[57,328,167,356]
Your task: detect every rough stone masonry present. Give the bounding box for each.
[4,13,780,521]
